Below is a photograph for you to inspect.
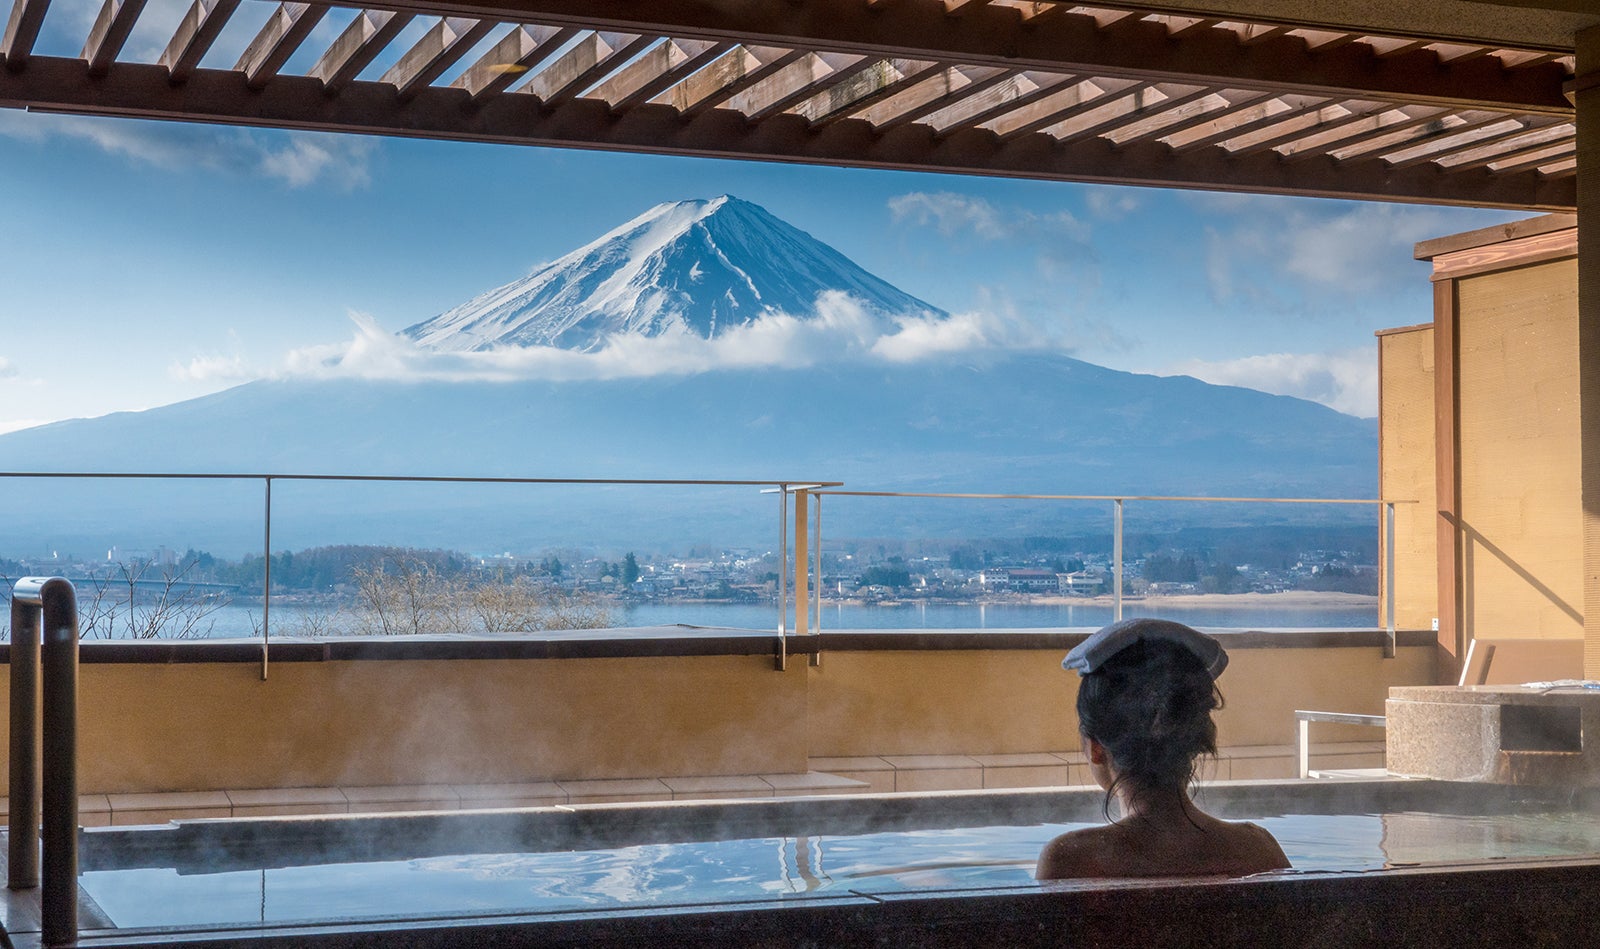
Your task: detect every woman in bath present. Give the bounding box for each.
[1036,618,1290,880]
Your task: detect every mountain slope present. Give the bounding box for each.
[402,195,944,352]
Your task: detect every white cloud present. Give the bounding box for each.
[1187,193,1527,301]
[282,294,1081,384]
[0,357,17,380]
[169,353,258,384]
[888,191,1090,243]
[1158,348,1378,417]
[0,111,375,190]
[1084,187,1140,221]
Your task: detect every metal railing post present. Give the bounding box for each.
[1113,499,1124,622]
[8,591,40,889]
[1384,500,1397,659]
[8,578,80,946]
[812,492,823,667]
[261,476,272,681]
[777,485,788,670]
[793,489,809,638]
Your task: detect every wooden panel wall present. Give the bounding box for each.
[1455,258,1583,640]
[1377,325,1439,632]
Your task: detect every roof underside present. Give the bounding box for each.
[0,0,1587,209]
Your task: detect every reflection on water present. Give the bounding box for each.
[80,812,1600,930]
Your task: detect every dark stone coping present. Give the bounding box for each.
[0,626,1433,664]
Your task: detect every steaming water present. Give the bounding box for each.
[79,811,1600,930]
[144,598,1380,639]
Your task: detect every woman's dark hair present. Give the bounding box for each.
[1076,637,1222,808]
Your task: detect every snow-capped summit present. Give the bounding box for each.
[402,195,945,352]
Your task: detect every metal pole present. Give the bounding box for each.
[777,486,788,670]
[39,578,79,948]
[812,493,823,667]
[1384,501,1397,659]
[261,477,272,681]
[1113,499,1124,622]
[8,588,40,889]
[793,490,809,637]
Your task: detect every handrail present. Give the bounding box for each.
[809,489,1414,658]
[7,577,80,947]
[1,472,843,678]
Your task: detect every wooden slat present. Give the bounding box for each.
[453,23,575,99]
[161,0,244,83]
[1329,110,1502,161]
[650,44,799,115]
[852,64,1010,130]
[236,3,328,90]
[1163,94,1328,151]
[309,10,413,92]
[2,0,50,66]
[380,16,496,100]
[1036,82,1213,145]
[81,0,147,76]
[1276,105,1453,161]
[921,70,1081,133]
[1381,116,1531,167]
[0,58,1574,211]
[1481,141,1576,174]
[1387,118,1556,169]
[337,0,1575,114]
[796,57,944,125]
[727,50,864,121]
[519,30,652,105]
[585,37,727,110]
[1109,87,1272,146]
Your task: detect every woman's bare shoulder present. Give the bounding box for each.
[1035,826,1120,880]
[1225,820,1292,871]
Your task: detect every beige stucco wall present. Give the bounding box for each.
[1378,325,1439,632]
[0,641,1434,795]
[1456,258,1583,641]
[806,643,1435,757]
[1,655,810,794]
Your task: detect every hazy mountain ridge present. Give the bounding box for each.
[0,198,1376,554]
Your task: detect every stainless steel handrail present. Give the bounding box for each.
[811,489,1417,657]
[7,576,80,947]
[1,472,843,676]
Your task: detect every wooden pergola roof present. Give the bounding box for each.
[1,1,1592,209]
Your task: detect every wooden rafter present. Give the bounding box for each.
[82,0,147,77]
[380,16,496,100]
[0,58,1571,210]
[651,44,802,116]
[161,0,244,84]
[922,70,1081,133]
[237,3,329,90]
[1162,94,1326,152]
[1275,105,1451,161]
[729,51,866,121]
[338,0,1573,114]
[797,57,946,126]
[1384,117,1544,168]
[309,10,414,92]
[852,64,1011,130]
[519,31,653,105]
[586,38,730,111]
[1109,87,1272,146]
[2,0,50,67]
[453,23,576,100]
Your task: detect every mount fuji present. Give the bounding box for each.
[0,197,1376,556]
[403,195,942,352]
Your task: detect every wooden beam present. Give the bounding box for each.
[651,44,801,115]
[586,38,729,111]
[380,16,496,100]
[81,0,147,77]
[797,57,945,126]
[161,0,244,84]
[852,63,1011,130]
[453,23,576,100]
[1271,105,1450,159]
[727,51,866,121]
[1108,87,1272,146]
[309,10,414,93]
[342,0,1575,115]
[236,3,329,90]
[2,0,49,69]
[518,31,653,105]
[1481,141,1576,174]
[921,70,1081,133]
[1382,116,1532,168]
[1432,275,1463,671]
[1163,94,1328,151]
[0,57,1572,211]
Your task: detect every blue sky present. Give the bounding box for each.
[1,77,1526,434]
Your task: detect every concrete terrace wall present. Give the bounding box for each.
[1377,323,1439,633]
[0,631,1434,796]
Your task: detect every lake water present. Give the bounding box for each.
[115,597,1381,639]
